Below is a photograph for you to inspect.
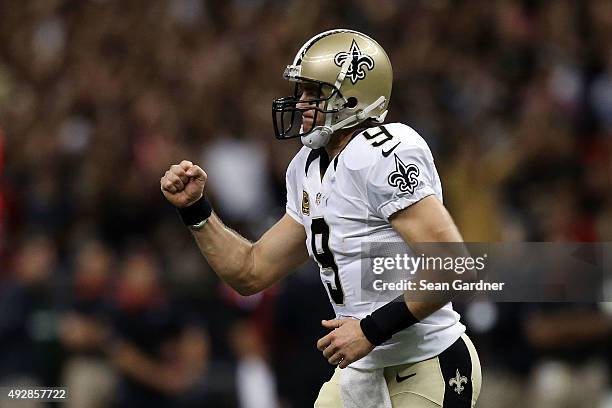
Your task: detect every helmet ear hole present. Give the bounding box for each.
[345,97,358,109]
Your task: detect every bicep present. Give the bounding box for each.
[389,195,463,244]
[252,213,309,285]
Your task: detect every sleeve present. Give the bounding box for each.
[366,142,437,221]
[285,158,303,225]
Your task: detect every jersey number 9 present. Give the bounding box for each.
[311,217,345,305]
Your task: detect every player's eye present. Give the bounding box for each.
[297,83,320,98]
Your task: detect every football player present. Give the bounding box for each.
[161,29,481,407]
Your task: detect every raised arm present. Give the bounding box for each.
[161,160,309,295]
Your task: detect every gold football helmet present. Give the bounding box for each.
[272,29,393,149]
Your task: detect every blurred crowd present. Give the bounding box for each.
[1,0,612,407]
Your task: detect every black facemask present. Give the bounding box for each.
[272,79,343,140]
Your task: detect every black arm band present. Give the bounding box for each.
[177,196,213,226]
[360,295,419,346]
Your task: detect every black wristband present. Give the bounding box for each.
[360,295,419,346]
[177,196,213,226]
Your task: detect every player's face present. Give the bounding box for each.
[296,83,326,132]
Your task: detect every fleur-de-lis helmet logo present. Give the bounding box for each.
[388,154,420,194]
[334,39,375,85]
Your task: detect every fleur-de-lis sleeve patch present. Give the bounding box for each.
[387,153,420,194]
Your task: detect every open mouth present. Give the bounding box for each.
[302,115,315,131]
[302,113,315,123]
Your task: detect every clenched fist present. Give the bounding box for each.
[160,160,207,208]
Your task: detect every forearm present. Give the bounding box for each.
[403,242,474,320]
[361,248,470,346]
[361,196,472,346]
[161,161,256,292]
[404,300,448,321]
[392,197,473,320]
[187,210,309,295]
[189,213,258,295]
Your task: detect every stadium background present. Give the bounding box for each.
[1,0,612,407]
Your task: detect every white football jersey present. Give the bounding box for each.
[285,122,465,369]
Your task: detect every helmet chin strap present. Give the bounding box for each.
[300,96,387,149]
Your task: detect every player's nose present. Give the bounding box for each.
[296,96,309,110]
[296,91,317,110]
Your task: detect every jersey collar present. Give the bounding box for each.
[303,126,373,177]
